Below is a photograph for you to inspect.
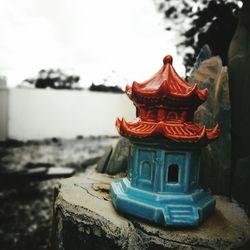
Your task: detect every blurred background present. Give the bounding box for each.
[0,0,185,89]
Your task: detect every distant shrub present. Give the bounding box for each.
[89,83,124,93]
[23,69,81,90]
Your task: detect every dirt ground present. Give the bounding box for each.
[0,137,117,250]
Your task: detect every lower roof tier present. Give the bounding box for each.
[116,118,219,144]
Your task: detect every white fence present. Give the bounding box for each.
[0,88,135,141]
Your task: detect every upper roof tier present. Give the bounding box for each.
[117,55,219,144]
[126,55,207,106]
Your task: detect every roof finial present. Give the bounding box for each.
[163,55,173,65]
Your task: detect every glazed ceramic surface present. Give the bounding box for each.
[110,55,219,226]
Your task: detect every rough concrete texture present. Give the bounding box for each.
[53,166,250,250]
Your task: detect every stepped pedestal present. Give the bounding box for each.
[111,177,215,226]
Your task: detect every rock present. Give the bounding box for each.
[228,1,250,163]
[228,1,250,213]
[52,167,250,250]
[232,155,250,215]
[101,138,130,175]
[190,55,231,196]
[190,56,224,91]
[194,105,215,129]
[191,44,212,71]
[96,146,113,173]
[80,156,102,170]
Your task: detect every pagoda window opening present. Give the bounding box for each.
[147,108,157,120]
[167,164,179,183]
[166,112,178,121]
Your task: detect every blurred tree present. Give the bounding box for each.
[89,83,123,93]
[22,69,81,90]
[154,0,240,72]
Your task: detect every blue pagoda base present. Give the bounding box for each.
[110,177,215,226]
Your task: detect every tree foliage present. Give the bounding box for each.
[155,0,240,72]
[22,69,81,90]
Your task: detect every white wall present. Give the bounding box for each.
[8,88,135,140]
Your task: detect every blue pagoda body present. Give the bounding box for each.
[110,55,220,226]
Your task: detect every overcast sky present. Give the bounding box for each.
[0,0,185,88]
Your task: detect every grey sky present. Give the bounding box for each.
[0,0,184,88]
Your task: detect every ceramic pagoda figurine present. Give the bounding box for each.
[110,55,220,226]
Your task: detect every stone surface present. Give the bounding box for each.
[52,167,250,250]
[232,156,250,215]
[191,44,212,72]
[228,1,250,214]
[189,56,231,196]
[228,1,250,162]
[99,137,130,175]
[95,145,113,173]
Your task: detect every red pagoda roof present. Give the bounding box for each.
[117,55,219,144]
[116,118,219,143]
[126,55,207,105]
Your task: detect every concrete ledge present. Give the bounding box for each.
[52,166,250,250]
